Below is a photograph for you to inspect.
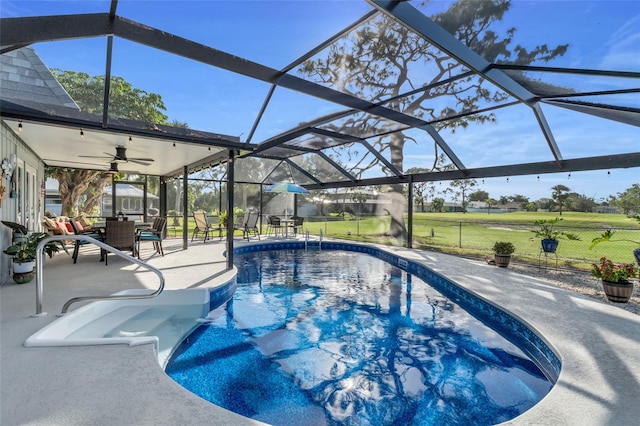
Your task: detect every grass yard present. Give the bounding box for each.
[311,211,640,268]
[165,211,639,270]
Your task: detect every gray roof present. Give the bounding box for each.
[0,46,78,109]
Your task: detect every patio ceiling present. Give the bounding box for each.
[1,119,233,176]
[1,0,639,189]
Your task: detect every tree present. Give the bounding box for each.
[406,167,431,212]
[510,194,529,203]
[486,198,497,214]
[615,184,640,214]
[298,0,567,238]
[432,197,445,213]
[51,70,168,123]
[48,70,173,216]
[47,168,113,217]
[565,193,595,213]
[448,179,478,213]
[468,190,489,202]
[551,184,571,215]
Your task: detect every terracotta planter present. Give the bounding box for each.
[601,280,634,303]
[494,254,511,268]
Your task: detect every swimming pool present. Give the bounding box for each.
[166,244,558,425]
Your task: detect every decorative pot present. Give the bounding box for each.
[601,280,634,303]
[13,271,35,284]
[13,260,35,274]
[494,254,511,268]
[541,239,559,253]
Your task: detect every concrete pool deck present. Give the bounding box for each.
[1,236,639,425]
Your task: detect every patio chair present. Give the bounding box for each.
[136,217,166,258]
[266,215,282,237]
[103,220,136,265]
[242,212,260,241]
[289,216,304,236]
[233,212,250,237]
[191,211,220,243]
[69,217,104,264]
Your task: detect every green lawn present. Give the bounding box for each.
[308,212,640,268]
[166,212,639,269]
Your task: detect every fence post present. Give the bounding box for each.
[459,221,462,248]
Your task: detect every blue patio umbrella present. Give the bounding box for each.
[264,182,309,220]
[264,182,310,194]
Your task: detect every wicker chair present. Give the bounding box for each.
[289,216,304,236]
[136,217,166,258]
[103,220,136,265]
[266,215,282,237]
[69,218,104,264]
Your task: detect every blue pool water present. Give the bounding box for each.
[166,249,553,425]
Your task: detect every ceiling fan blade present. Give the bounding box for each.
[129,157,154,162]
[78,155,111,159]
[129,159,152,166]
[44,159,107,167]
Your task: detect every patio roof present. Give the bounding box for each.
[1,0,638,188]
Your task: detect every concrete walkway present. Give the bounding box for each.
[1,237,639,425]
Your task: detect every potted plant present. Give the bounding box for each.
[532,217,580,253]
[591,256,638,303]
[492,241,515,267]
[2,221,67,283]
[589,214,640,266]
[218,211,228,227]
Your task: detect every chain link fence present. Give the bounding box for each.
[303,215,639,269]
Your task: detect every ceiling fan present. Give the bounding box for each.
[79,146,154,166]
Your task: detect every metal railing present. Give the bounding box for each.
[35,235,165,317]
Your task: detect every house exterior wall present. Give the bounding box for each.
[0,121,46,283]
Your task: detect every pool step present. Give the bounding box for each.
[66,304,203,367]
[66,306,159,339]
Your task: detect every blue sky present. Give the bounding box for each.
[2,0,638,202]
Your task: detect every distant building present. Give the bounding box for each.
[44,178,62,216]
[593,205,620,214]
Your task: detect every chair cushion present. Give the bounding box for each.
[54,221,69,235]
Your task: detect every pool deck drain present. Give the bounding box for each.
[1,237,639,425]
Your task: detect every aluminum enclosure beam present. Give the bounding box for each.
[368,1,536,103]
[302,152,640,191]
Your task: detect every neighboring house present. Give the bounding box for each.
[495,202,522,212]
[102,184,159,218]
[0,47,78,283]
[44,178,62,216]
[593,205,620,214]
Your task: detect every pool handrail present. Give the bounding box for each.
[35,235,165,317]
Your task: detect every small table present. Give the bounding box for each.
[93,220,152,230]
[280,218,293,238]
